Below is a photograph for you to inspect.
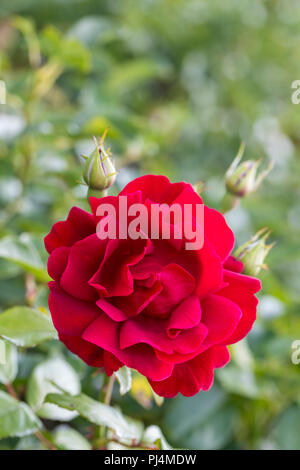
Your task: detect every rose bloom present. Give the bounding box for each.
[45,175,261,398]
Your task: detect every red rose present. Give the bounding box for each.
[45,175,261,398]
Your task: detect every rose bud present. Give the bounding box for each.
[225,142,273,198]
[83,132,117,198]
[234,227,275,277]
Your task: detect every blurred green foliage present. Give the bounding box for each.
[0,0,300,450]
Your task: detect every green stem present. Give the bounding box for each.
[87,188,108,199]
[96,375,116,445]
[220,192,240,214]
[104,375,115,406]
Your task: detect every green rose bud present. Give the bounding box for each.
[234,227,275,277]
[82,132,117,198]
[225,142,273,197]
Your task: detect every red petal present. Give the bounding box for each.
[120,315,207,355]
[136,240,223,301]
[155,295,240,365]
[216,270,261,344]
[120,175,196,205]
[96,281,163,321]
[223,255,244,273]
[59,333,105,368]
[89,192,143,235]
[172,183,203,207]
[110,281,163,319]
[47,246,70,281]
[167,295,202,335]
[103,351,123,375]
[96,298,128,322]
[200,294,242,349]
[194,238,223,298]
[203,207,234,261]
[144,263,195,317]
[48,281,100,336]
[44,207,95,254]
[82,314,173,381]
[60,234,106,302]
[149,346,230,398]
[89,237,150,297]
[89,194,120,218]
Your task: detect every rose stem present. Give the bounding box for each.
[95,375,116,446]
[104,375,115,406]
[34,431,57,451]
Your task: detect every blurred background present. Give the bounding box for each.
[0,0,300,450]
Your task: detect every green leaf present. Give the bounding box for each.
[271,405,300,450]
[184,404,237,450]
[41,25,91,72]
[230,339,255,370]
[162,385,226,444]
[53,425,92,450]
[105,424,170,450]
[0,235,50,282]
[162,385,238,449]
[114,366,132,395]
[45,392,143,442]
[108,59,171,94]
[0,391,41,439]
[27,357,80,421]
[0,306,57,347]
[15,435,45,450]
[216,363,259,398]
[142,425,173,450]
[0,259,20,280]
[0,340,18,384]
